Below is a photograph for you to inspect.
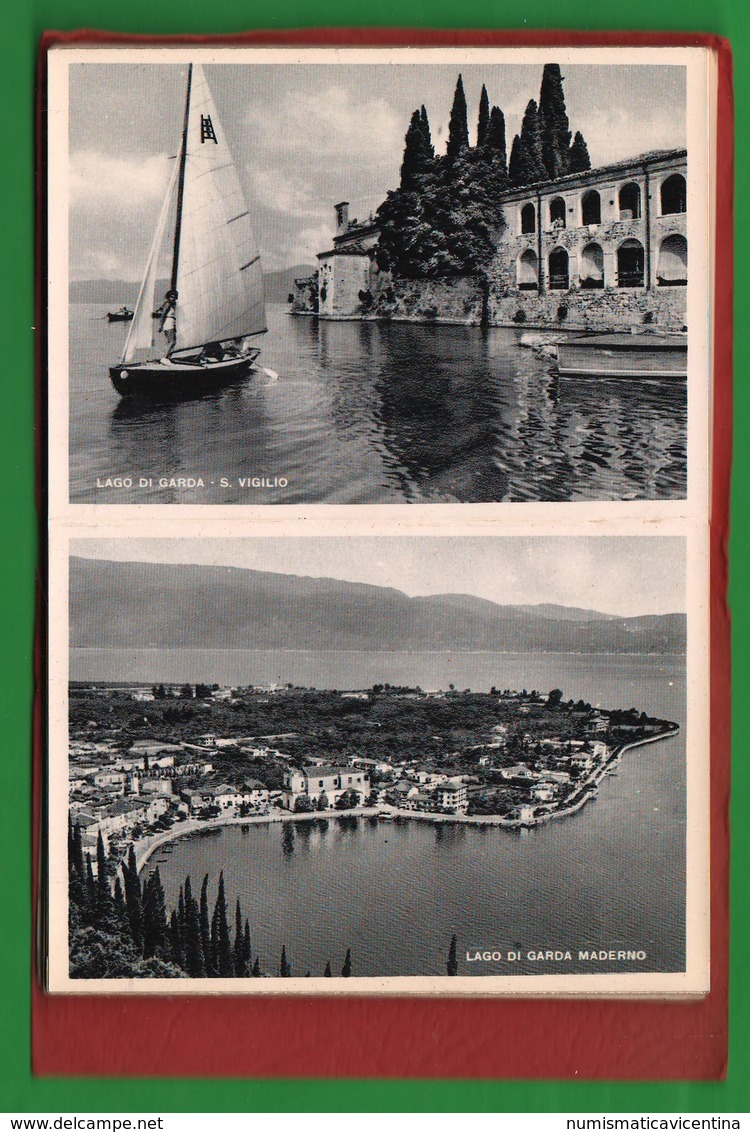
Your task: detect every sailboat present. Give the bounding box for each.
[109,64,267,399]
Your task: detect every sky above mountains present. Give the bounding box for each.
[68,59,686,279]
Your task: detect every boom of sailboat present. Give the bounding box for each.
[109,63,268,399]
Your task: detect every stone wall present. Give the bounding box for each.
[486,283,687,331]
[367,275,485,324]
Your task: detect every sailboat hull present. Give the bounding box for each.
[109,355,259,399]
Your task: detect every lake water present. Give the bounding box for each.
[69,303,687,504]
[127,649,686,978]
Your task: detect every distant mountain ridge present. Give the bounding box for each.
[69,266,316,307]
[70,557,686,655]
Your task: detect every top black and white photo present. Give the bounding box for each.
[47,47,710,507]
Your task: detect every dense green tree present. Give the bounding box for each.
[252,956,261,977]
[324,960,332,977]
[538,63,572,180]
[280,946,291,978]
[342,948,352,977]
[447,934,458,975]
[568,130,592,174]
[69,925,185,980]
[446,74,469,160]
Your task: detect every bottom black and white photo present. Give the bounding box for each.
[46,529,708,995]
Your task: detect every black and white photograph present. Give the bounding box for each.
[47,47,708,507]
[48,532,708,993]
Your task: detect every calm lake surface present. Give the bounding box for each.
[114,649,686,978]
[69,303,687,504]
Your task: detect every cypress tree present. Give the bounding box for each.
[508,135,523,186]
[169,908,185,970]
[568,130,592,174]
[252,956,261,978]
[233,899,245,976]
[182,876,206,977]
[212,872,233,977]
[341,948,352,978]
[95,832,111,913]
[68,819,86,909]
[84,856,97,924]
[121,845,144,951]
[477,84,490,148]
[447,934,458,976]
[243,920,252,977]
[446,74,470,160]
[324,960,332,977]
[516,100,547,186]
[142,868,170,959]
[280,946,291,978]
[419,105,434,158]
[113,875,128,923]
[538,63,571,180]
[400,109,433,190]
[199,873,213,975]
[486,106,508,173]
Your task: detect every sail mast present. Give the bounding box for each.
[170,63,193,294]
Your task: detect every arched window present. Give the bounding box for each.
[617,239,645,288]
[548,247,569,290]
[619,182,641,220]
[549,197,566,228]
[581,190,601,226]
[660,174,687,216]
[580,243,604,289]
[657,234,687,286]
[520,203,536,234]
[517,250,538,290]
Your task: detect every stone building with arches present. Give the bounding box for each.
[488,147,688,330]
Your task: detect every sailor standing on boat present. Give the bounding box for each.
[155,289,178,357]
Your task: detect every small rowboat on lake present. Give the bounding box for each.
[556,331,687,380]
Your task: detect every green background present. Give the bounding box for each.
[2,0,744,1113]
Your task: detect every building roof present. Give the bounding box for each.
[72,812,98,827]
[498,147,687,203]
[301,765,358,778]
[106,798,146,817]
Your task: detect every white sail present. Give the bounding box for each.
[174,63,266,351]
[122,157,179,363]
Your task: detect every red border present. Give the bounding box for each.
[33,29,733,1080]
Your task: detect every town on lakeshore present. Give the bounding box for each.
[69,680,679,870]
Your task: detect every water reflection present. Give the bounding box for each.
[71,303,688,504]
